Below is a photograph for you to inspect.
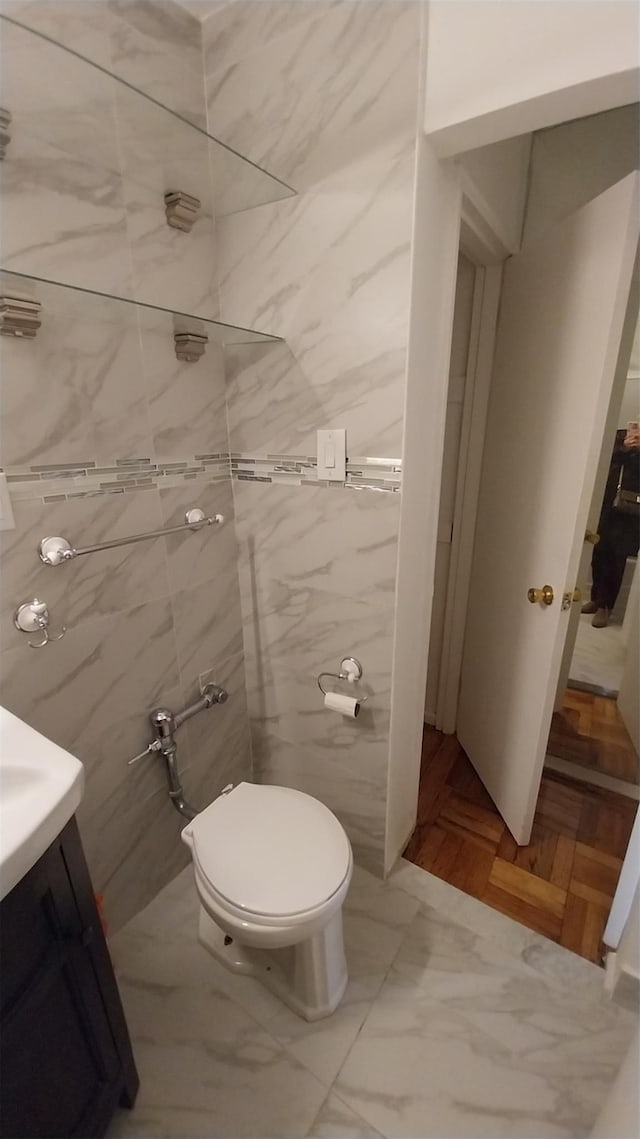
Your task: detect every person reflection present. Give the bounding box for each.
[582,420,640,628]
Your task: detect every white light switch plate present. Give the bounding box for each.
[317,429,346,482]
[0,474,16,531]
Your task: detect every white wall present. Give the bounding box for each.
[385,134,462,871]
[424,1,640,155]
[459,135,531,257]
[524,104,640,244]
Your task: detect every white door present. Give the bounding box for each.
[457,173,639,845]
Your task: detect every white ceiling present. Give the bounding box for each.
[175,0,224,19]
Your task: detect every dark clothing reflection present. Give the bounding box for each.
[590,430,640,611]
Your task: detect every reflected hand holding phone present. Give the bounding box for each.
[623,420,639,450]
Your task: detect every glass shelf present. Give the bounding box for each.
[0,270,282,346]
[0,13,296,217]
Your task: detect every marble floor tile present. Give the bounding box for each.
[108,881,327,1138]
[335,971,573,1139]
[105,852,631,1139]
[144,870,297,1031]
[262,971,386,1088]
[109,861,414,1107]
[334,966,633,1139]
[307,1091,384,1138]
[108,985,327,1138]
[389,859,552,961]
[343,864,420,979]
[391,904,544,1008]
[389,857,482,919]
[389,859,616,1006]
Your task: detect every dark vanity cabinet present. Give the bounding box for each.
[0,818,138,1138]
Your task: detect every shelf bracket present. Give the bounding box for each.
[164,190,201,233]
[0,294,42,339]
[174,330,208,363]
[0,107,11,159]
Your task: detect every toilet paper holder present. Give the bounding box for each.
[317,657,368,701]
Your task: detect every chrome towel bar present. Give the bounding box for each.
[38,507,224,566]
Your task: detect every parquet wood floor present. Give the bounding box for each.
[404,728,638,964]
[548,689,639,784]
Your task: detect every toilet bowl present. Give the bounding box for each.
[181,782,353,1021]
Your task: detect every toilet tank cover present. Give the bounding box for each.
[187,783,352,917]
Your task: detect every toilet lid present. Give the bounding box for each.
[189,783,351,918]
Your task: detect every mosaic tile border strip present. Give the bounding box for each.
[3,452,402,503]
[3,455,230,503]
[231,454,402,493]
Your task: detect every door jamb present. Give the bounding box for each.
[433,208,504,733]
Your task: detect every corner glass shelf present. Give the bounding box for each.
[0,270,282,346]
[0,13,296,217]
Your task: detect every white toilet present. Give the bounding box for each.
[181,782,353,1021]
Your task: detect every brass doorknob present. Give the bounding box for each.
[585,530,600,545]
[527,585,554,606]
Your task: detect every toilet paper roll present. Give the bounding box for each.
[324,691,360,718]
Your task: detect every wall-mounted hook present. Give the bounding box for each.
[14,598,66,649]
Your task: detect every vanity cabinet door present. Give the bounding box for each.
[0,821,137,1138]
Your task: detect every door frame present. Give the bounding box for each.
[386,114,640,877]
[434,230,503,733]
[430,200,639,744]
[386,147,516,871]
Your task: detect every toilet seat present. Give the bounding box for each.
[183,783,352,921]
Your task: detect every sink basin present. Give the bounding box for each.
[0,706,85,900]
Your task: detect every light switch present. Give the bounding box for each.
[0,473,16,531]
[317,429,346,482]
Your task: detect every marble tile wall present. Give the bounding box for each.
[0,4,250,932]
[0,2,217,306]
[204,2,421,873]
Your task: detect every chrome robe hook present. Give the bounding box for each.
[14,598,66,648]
